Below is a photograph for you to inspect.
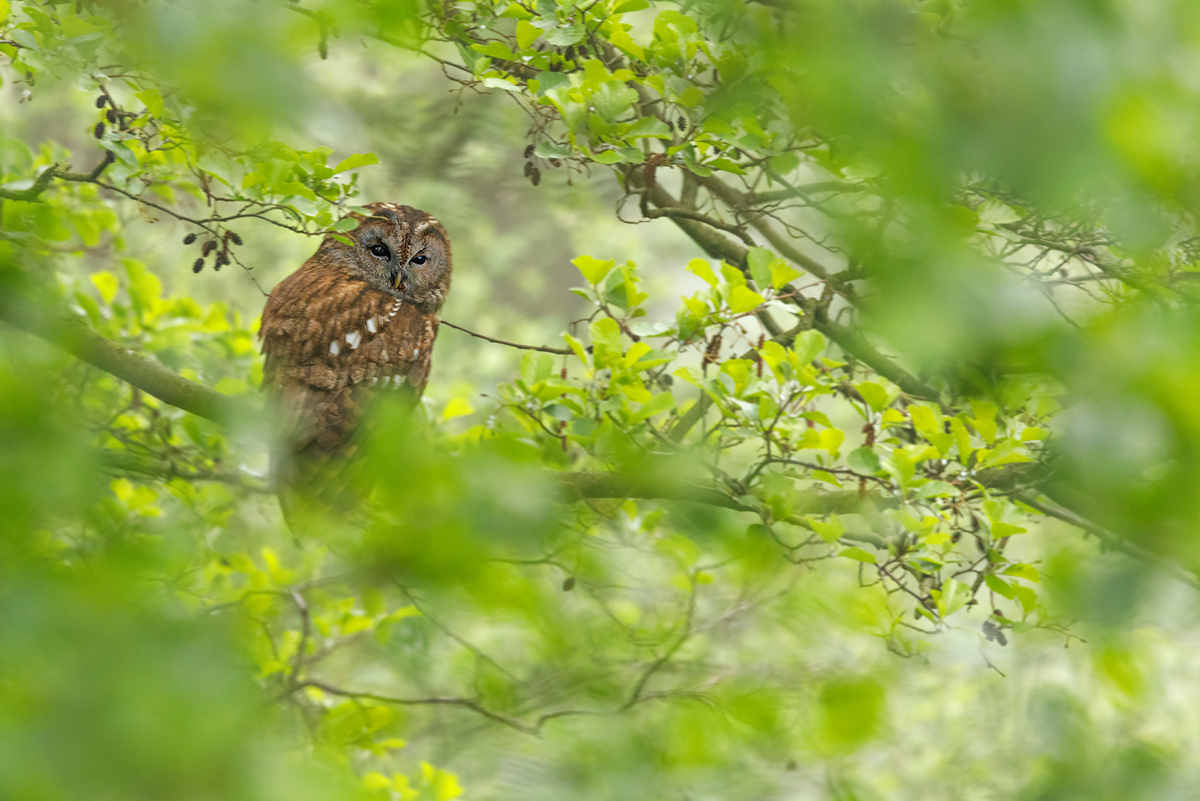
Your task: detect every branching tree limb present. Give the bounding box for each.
[0,300,262,429]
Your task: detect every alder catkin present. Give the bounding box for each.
[182,233,197,245]
[93,122,105,139]
[192,258,205,273]
[95,95,107,108]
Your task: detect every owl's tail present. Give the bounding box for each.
[272,445,365,539]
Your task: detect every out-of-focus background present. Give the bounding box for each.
[4,1,1200,799]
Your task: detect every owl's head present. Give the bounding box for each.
[319,202,452,313]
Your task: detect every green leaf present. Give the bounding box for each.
[332,152,380,174]
[90,271,119,305]
[977,198,1021,225]
[590,317,623,364]
[516,19,542,49]
[545,25,585,46]
[134,88,164,118]
[747,247,773,290]
[592,82,639,121]
[847,447,881,475]
[991,521,1027,537]
[573,254,616,284]
[793,330,826,364]
[840,547,876,564]
[678,86,705,107]
[984,574,1015,599]
[521,351,554,384]
[483,77,521,92]
[214,377,249,396]
[123,259,162,317]
[769,152,800,175]
[810,515,845,544]
[332,217,360,232]
[625,116,672,139]
[855,381,890,413]
[937,579,968,616]
[727,285,764,313]
[687,258,718,287]
[768,260,802,289]
[633,391,675,422]
[441,397,475,420]
[534,139,572,158]
[1003,563,1040,583]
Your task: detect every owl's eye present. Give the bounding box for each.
[410,254,427,265]
[368,244,390,260]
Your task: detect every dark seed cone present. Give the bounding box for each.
[95,95,107,108]
[183,232,197,245]
[227,231,243,246]
[93,122,105,139]
[106,109,117,124]
[202,240,217,256]
[530,167,541,186]
[524,144,535,159]
[192,258,205,273]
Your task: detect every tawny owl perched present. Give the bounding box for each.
[259,202,452,516]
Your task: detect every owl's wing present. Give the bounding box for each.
[259,263,439,455]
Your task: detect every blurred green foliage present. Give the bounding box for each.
[5,0,1200,799]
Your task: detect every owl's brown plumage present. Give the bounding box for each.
[259,202,452,516]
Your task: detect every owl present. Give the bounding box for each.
[259,202,452,518]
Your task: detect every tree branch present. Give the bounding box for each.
[441,320,571,355]
[700,175,834,280]
[0,300,262,430]
[642,181,943,405]
[0,162,67,202]
[1017,490,1200,589]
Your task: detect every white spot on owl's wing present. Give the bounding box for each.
[346,330,362,350]
[366,317,378,334]
[412,348,419,359]
[329,340,341,356]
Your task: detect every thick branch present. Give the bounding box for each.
[0,162,67,202]
[701,175,833,280]
[0,300,262,430]
[556,470,881,517]
[1018,490,1199,589]
[643,181,942,405]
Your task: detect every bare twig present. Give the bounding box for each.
[441,320,571,355]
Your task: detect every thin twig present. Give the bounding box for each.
[441,320,571,355]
